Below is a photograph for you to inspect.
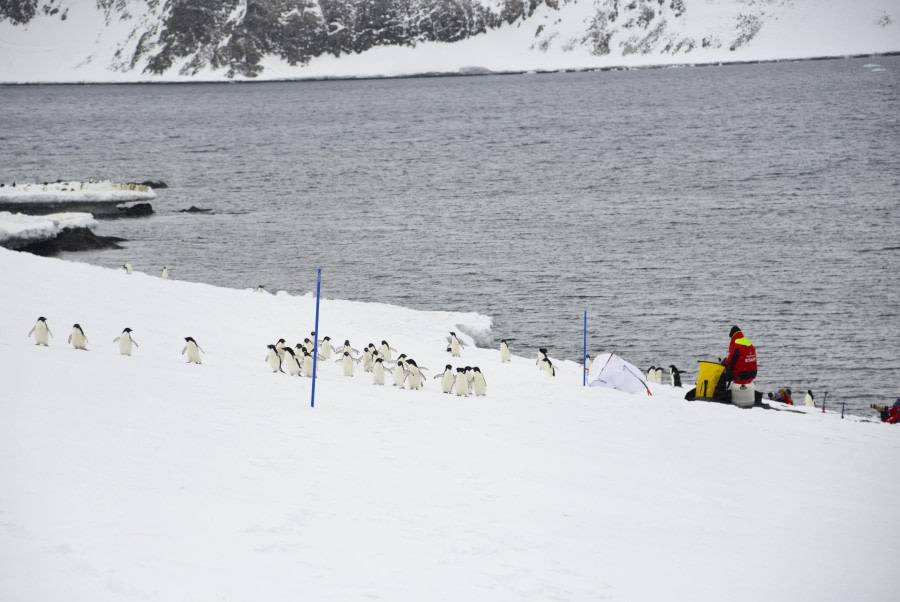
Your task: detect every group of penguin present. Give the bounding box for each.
[27,317,205,363]
[264,331,488,396]
[646,365,685,388]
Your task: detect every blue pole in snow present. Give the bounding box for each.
[583,310,587,387]
[841,402,845,419]
[311,268,322,408]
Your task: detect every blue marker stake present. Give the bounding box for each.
[583,310,587,387]
[841,402,845,419]
[311,268,322,408]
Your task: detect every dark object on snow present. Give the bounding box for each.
[117,203,154,217]
[19,227,125,256]
[179,206,213,213]
[134,180,168,189]
[872,400,900,423]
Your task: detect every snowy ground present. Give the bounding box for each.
[0,211,97,247]
[0,181,155,203]
[1,248,898,601]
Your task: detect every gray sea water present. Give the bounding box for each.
[1,57,897,416]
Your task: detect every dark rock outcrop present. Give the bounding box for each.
[179,206,212,213]
[18,227,125,256]
[116,203,154,218]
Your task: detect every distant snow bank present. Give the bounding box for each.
[0,211,97,247]
[0,180,156,202]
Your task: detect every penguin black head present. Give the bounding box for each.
[284,347,295,355]
[323,336,330,341]
[445,364,452,370]
[382,340,389,346]
[344,339,351,346]
[456,367,464,373]
[38,316,47,322]
[343,351,351,356]
[669,365,680,373]
[501,339,507,343]
[277,338,285,344]
[398,353,407,359]
[267,344,276,350]
[649,365,656,371]
[406,359,418,367]
[807,390,814,398]
[123,328,133,333]
[474,367,481,373]
[465,366,472,371]
[375,358,383,364]
[184,337,195,342]
[73,323,81,329]
[304,338,311,344]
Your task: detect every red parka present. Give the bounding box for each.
[726,329,757,385]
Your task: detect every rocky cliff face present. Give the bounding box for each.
[0,0,894,79]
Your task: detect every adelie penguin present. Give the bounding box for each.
[434,364,455,394]
[265,345,283,373]
[123,262,133,275]
[804,390,815,407]
[500,339,511,363]
[647,366,657,384]
[472,367,487,396]
[373,357,392,386]
[68,323,88,351]
[453,368,469,396]
[336,350,359,377]
[318,336,335,360]
[405,359,427,390]
[536,348,549,367]
[282,347,301,376]
[539,356,557,377]
[447,332,462,357]
[28,317,53,346]
[379,340,397,362]
[114,328,138,356]
[182,337,205,364]
[669,365,683,388]
[161,266,169,279]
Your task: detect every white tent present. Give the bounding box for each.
[587,352,650,395]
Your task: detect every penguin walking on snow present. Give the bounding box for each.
[453,368,469,396]
[161,266,169,279]
[68,324,88,350]
[318,336,335,359]
[335,340,359,358]
[28,317,53,346]
[500,339,511,363]
[472,367,487,396]
[539,356,557,377]
[373,357,392,385]
[301,350,316,378]
[536,348,549,367]
[647,366,657,383]
[584,354,593,373]
[114,328,138,356]
[379,340,397,362]
[435,364,455,394]
[283,347,302,376]
[447,332,462,357]
[182,337,204,364]
[123,262,133,275]
[393,356,408,388]
[804,390,815,407]
[266,344,284,373]
[337,351,359,377]
[406,359,427,390]
[669,365,683,388]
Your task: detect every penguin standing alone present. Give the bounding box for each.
[500,339,511,363]
[669,365,683,388]
[182,337,204,364]
[804,390,815,407]
[123,263,133,275]
[28,317,53,346]
[447,332,462,357]
[539,356,557,377]
[113,328,138,356]
[68,324,88,350]
[161,266,169,279]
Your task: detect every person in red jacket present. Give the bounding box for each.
[724,325,757,385]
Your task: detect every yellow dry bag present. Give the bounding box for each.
[695,361,725,400]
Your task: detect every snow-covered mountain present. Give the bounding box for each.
[0,0,897,82]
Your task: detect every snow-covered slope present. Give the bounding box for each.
[0,0,896,82]
[1,247,898,601]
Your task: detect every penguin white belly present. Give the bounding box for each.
[393,366,406,388]
[408,368,423,390]
[500,343,510,363]
[69,330,87,350]
[303,355,314,378]
[450,339,460,357]
[266,350,281,372]
[320,344,333,359]
[184,342,202,364]
[373,363,386,385]
[441,372,454,394]
[117,336,133,356]
[32,322,51,346]
[454,374,469,396]
[287,355,302,376]
[342,355,355,377]
[473,373,487,396]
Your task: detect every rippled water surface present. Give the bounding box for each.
[1,57,897,415]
